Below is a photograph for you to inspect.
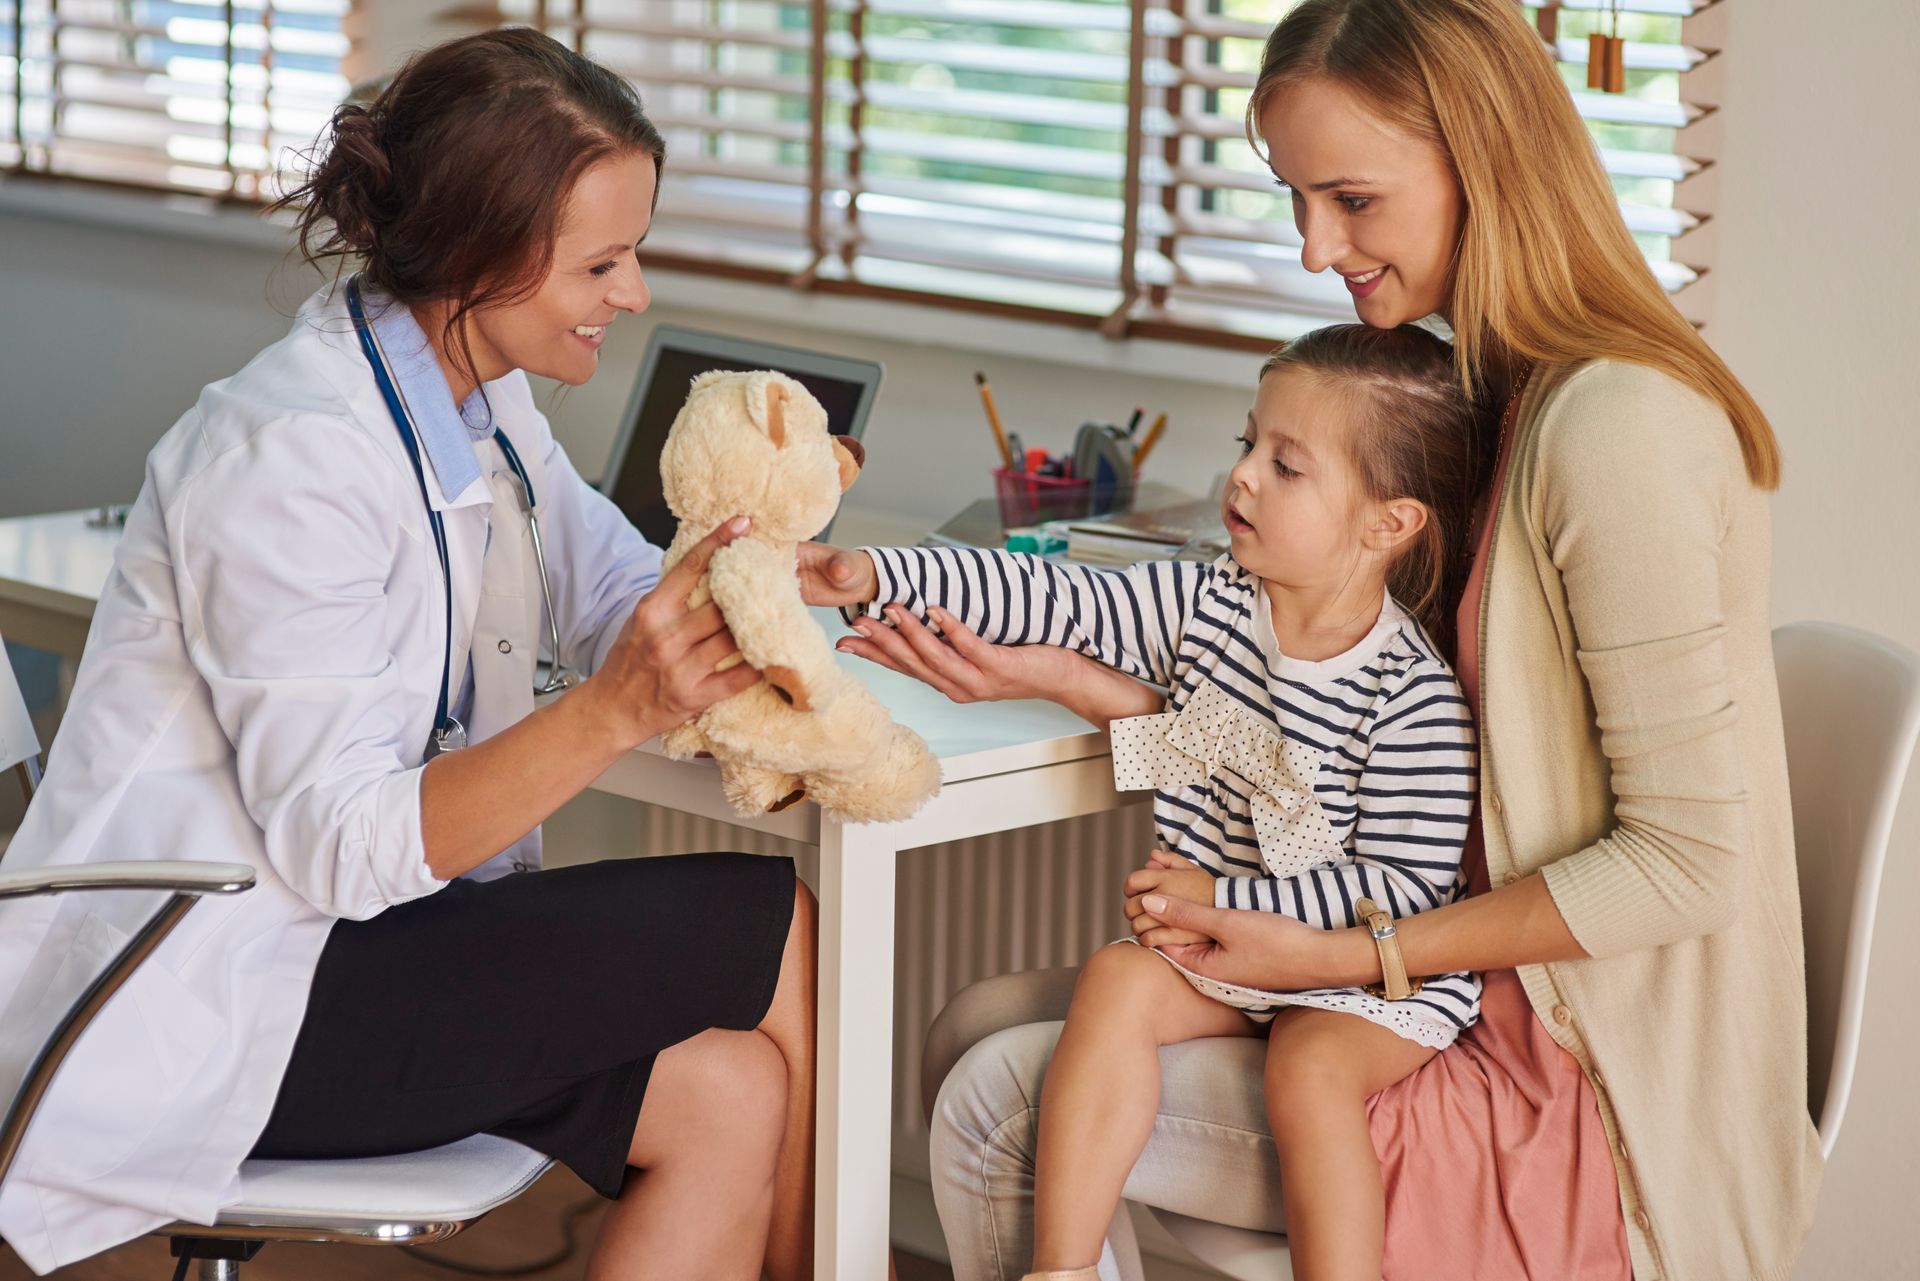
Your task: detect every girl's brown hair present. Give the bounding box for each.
[275,27,666,391]
[1248,0,1780,490]
[1262,324,1486,657]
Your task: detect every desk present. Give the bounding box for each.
[0,508,1131,1279]
[0,509,121,657]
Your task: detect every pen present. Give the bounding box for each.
[975,371,1014,470]
[1132,411,1168,470]
[1125,404,1144,437]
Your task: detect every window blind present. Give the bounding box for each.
[465,0,1715,347]
[2,1,1716,347]
[3,0,351,199]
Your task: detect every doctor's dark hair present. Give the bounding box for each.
[1259,325,1490,659]
[277,27,665,389]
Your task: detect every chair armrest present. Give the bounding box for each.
[0,861,255,901]
[0,862,254,1186]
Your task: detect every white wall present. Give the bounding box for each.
[1,0,1916,1275]
[0,201,1254,521]
[1709,1,1920,1277]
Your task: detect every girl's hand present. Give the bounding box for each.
[1121,852,1218,947]
[838,604,1064,704]
[592,517,763,749]
[837,604,1165,726]
[795,541,878,607]
[1123,851,1216,909]
[1127,892,1371,992]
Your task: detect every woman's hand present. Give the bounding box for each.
[795,541,878,608]
[837,604,1166,727]
[591,517,764,750]
[1126,890,1377,992]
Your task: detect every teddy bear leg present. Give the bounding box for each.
[661,720,713,762]
[719,759,808,815]
[805,723,942,823]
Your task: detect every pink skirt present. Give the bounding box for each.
[1365,832,1632,1281]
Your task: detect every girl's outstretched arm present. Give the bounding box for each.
[802,541,1217,687]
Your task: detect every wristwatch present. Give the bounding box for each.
[1356,898,1422,1001]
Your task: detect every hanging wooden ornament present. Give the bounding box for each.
[1588,0,1627,94]
[1536,2,1561,45]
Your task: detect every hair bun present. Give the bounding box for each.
[306,102,396,257]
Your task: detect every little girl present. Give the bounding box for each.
[820,324,1485,1281]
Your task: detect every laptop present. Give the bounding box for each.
[600,325,884,547]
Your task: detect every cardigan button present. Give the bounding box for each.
[1501,871,1519,887]
[1634,1209,1652,1232]
[1489,792,1504,813]
[498,639,513,654]
[1552,1004,1573,1025]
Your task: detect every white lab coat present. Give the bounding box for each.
[0,283,661,1272]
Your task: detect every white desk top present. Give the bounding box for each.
[0,509,122,622]
[792,608,1105,784]
[0,510,1108,779]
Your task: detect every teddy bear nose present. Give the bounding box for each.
[836,434,865,469]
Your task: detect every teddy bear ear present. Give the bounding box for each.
[689,369,731,394]
[744,370,791,449]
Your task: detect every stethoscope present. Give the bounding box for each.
[346,274,575,756]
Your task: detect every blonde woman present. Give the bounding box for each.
[832,1,1820,1278]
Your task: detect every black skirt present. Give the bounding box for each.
[250,851,796,1199]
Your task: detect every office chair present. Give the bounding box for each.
[0,637,553,1279]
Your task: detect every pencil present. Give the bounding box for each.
[1132,411,1168,471]
[974,371,1014,469]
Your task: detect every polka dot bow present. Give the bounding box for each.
[1111,679,1344,878]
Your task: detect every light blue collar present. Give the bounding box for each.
[364,294,493,502]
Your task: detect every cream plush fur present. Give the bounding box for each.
[657,369,941,822]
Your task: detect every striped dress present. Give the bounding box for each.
[855,547,1482,1050]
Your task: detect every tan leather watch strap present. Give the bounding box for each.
[1356,898,1422,1001]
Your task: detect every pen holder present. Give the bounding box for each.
[993,467,1093,528]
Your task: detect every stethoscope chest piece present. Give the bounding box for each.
[429,718,470,757]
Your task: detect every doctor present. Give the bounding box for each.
[0,28,818,1281]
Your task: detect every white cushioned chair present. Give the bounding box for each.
[1147,620,1920,1279]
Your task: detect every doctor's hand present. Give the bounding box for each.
[594,516,763,749]
[795,541,878,607]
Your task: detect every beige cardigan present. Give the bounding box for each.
[1482,360,1823,1281]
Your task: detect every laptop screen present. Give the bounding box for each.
[602,328,882,548]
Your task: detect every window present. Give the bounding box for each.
[3,1,1714,347]
[2,0,351,199]
[1524,0,1709,296]
[498,0,1715,347]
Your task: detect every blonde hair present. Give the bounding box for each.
[1262,325,1485,656]
[1248,0,1780,489]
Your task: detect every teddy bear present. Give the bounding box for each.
[655,369,942,824]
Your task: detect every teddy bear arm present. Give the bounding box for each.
[706,539,837,712]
